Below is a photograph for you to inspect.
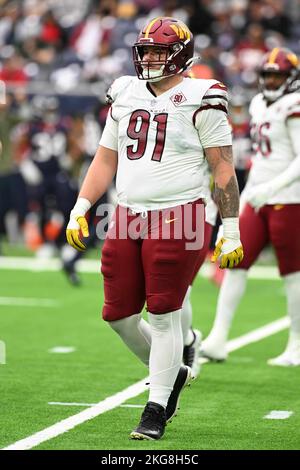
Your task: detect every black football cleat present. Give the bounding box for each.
[183,329,202,378]
[166,366,194,423]
[130,402,166,440]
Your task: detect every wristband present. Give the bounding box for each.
[222,217,240,240]
[71,197,92,217]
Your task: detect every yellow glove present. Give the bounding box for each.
[211,237,244,269]
[66,216,89,251]
[66,198,91,251]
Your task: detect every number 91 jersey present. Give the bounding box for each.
[100,75,231,212]
[247,91,300,204]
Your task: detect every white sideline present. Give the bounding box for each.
[0,256,280,280]
[0,297,59,307]
[2,316,289,451]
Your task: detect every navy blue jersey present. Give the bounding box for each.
[27,120,68,175]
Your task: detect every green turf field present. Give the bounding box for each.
[0,267,299,450]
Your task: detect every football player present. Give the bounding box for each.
[201,47,300,366]
[66,17,243,440]
[16,96,77,252]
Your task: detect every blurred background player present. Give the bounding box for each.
[0,93,28,249]
[201,47,300,366]
[13,95,78,256]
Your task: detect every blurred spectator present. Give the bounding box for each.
[0,51,28,84]
[235,23,268,71]
[261,0,293,37]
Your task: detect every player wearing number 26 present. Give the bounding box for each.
[66,17,243,440]
[201,48,300,367]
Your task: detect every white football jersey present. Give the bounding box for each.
[246,91,300,204]
[100,75,231,212]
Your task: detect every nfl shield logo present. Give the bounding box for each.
[171,92,187,106]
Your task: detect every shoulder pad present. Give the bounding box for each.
[249,93,263,116]
[105,76,135,104]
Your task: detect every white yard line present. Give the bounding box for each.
[264,411,294,420]
[227,317,290,352]
[48,402,98,407]
[3,378,148,450]
[199,317,290,365]
[120,404,144,408]
[0,297,59,307]
[48,347,76,354]
[0,256,279,280]
[2,316,289,451]
[48,402,144,408]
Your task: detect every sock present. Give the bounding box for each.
[181,286,193,346]
[209,269,248,342]
[284,271,300,348]
[148,310,183,409]
[109,314,151,366]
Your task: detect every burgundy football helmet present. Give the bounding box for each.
[259,47,300,101]
[133,17,194,82]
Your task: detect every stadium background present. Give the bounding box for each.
[1,0,300,451]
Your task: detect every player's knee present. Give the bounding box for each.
[147,294,180,314]
[108,316,126,333]
[102,305,142,322]
[102,306,121,322]
[108,314,140,333]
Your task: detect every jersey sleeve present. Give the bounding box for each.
[286,96,300,156]
[194,83,232,148]
[99,108,118,151]
[286,97,300,120]
[105,75,134,105]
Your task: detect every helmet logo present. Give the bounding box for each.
[170,23,191,41]
[171,92,187,106]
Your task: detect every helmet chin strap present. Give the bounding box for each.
[143,65,166,82]
[142,56,201,83]
[260,72,297,102]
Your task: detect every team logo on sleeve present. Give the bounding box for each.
[170,92,187,106]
